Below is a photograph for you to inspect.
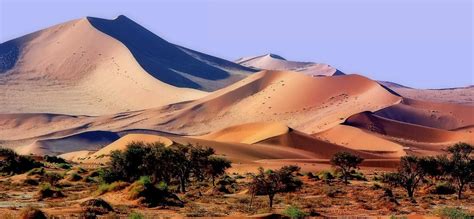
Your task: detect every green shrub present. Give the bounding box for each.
[431,182,456,195]
[0,148,43,175]
[57,163,72,170]
[37,183,64,200]
[27,167,45,176]
[68,172,82,182]
[435,207,470,219]
[318,171,334,181]
[128,212,144,219]
[283,205,307,219]
[128,176,183,207]
[43,155,67,164]
[96,181,129,195]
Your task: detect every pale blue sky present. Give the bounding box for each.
[0,0,472,88]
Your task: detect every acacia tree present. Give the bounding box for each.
[445,143,473,199]
[384,155,425,199]
[206,156,232,186]
[330,152,364,184]
[249,165,302,209]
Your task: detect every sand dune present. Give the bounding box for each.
[0,16,255,116]
[161,70,401,135]
[346,112,473,144]
[375,98,474,130]
[313,125,406,157]
[381,84,473,105]
[236,54,344,76]
[196,122,289,144]
[15,131,119,155]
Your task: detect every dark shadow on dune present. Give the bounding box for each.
[87,15,231,90]
[0,40,20,73]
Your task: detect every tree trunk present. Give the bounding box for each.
[458,183,464,199]
[180,177,186,193]
[212,175,215,186]
[269,194,274,209]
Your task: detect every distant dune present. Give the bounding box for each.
[236,54,344,76]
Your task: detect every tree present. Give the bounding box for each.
[249,165,303,209]
[383,155,425,199]
[206,156,232,186]
[0,147,42,175]
[330,152,364,184]
[445,143,473,199]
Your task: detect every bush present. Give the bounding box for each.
[96,181,129,195]
[41,171,63,186]
[19,207,47,219]
[80,198,114,215]
[37,183,64,200]
[0,148,43,175]
[128,212,144,219]
[27,167,45,176]
[318,171,334,181]
[330,152,364,184]
[283,205,307,219]
[128,176,183,207]
[57,163,72,170]
[435,207,471,219]
[431,182,456,195]
[43,155,67,164]
[68,172,82,181]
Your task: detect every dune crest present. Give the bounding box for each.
[236,54,344,76]
[197,122,289,144]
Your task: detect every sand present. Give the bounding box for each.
[236,53,343,76]
[196,122,289,144]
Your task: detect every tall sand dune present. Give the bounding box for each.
[236,54,344,76]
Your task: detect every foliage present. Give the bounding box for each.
[37,183,64,200]
[283,205,307,219]
[128,212,144,219]
[330,152,364,184]
[434,207,471,219]
[382,156,425,199]
[127,176,183,207]
[80,198,114,215]
[444,142,473,199]
[0,148,43,175]
[249,165,302,208]
[431,181,456,195]
[102,141,231,193]
[43,155,67,164]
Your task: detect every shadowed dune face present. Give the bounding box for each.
[87,15,253,91]
[0,41,20,73]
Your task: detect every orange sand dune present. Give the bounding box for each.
[258,129,387,159]
[196,122,289,144]
[313,125,406,157]
[236,54,343,76]
[388,86,474,105]
[346,112,473,144]
[161,70,402,135]
[59,150,95,162]
[375,98,474,130]
[85,134,173,162]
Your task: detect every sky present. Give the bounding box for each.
[0,0,472,88]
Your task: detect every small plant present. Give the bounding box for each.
[128,212,144,219]
[68,172,82,181]
[43,155,67,164]
[37,183,64,200]
[434,207,470,219]
[57,163,72,170]
[431,182,456,195]
[27,167,45,176]
[283,205,307,219]
[80,198,114,215]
